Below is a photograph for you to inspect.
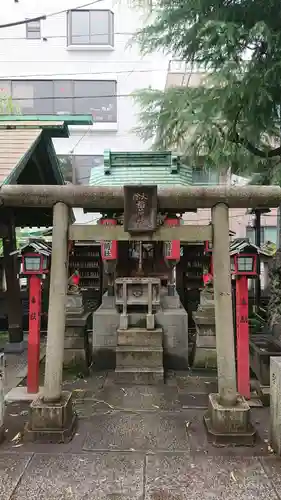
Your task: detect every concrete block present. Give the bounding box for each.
[63,349,87,371]
[193,347,217,369]
[161,294,181,309]
[157,308,189,369]
[4,341,26,353]
[92,347,116,370]
[5,386,44,403]
[163,348,189,370]
[64,327,84,337]
[119,313,129,330]
[64,337,85,349]
[100,294,116,308]
[95,334,116,347]
[117,328,163,347]
[146,313,155,330]
[204,393,256,446]
[270,356,281,454]
[25,390,77,443]
[116,346,163,369]
[92,307,119,350]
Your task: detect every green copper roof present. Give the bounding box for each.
[89,150,193,187]
[0,114,93,125]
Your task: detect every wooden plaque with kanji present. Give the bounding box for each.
[123,185,157,233]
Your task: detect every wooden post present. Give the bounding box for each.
[43,202,69,402]
[236,275,250,399]
[254,209,261,309]
[2,214,23,345]
[27,274,41,394]
[212,203,237,406]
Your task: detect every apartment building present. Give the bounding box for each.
[0,4,278,240]
[0,0,169,192]
[166,61,278,243]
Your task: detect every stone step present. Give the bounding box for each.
[115,367,164,385]
[117,328,163,347]
[116,346,163,369]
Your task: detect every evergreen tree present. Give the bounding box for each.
[133,0,281,181]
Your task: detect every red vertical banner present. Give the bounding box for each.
[27,275,42,394]
[236,275,250,399]
[101,218,118,260]
[163,217,181,261]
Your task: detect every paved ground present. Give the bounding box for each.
[0,370,280,499]
[0,334,46,395]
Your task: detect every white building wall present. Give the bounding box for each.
[0,0,169,157]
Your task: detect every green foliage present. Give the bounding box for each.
[268,250,281,331]
[0,94,21,115]
[133,0,281,177]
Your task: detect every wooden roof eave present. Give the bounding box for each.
[3,130,42,185]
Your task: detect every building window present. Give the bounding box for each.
[67,10,114,47]
[26,20,41,39]
[246,225,277,245]
[192,166,219,185]
[58,155,103,184]
[0,79,117,122]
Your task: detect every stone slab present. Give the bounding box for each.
[166,372,218,392]
[63,349,87,370]
[116,346,163,369]
[83,411,190,452]
[193,347,217,369]
[5,386,44,403]
[260,457,281,497]
[4,341,27,353]
[78,385,182,411]
[117,328,163,347]
[0,453,33,500]
[114,368,164,385]
[145,455,279,500]
[270,356,281,454]
[62,372,107,394]
[180,393,209,408]
[10,452,144,500]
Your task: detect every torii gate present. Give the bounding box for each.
[1,183,281,445]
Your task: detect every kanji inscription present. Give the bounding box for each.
[124,185,157,233]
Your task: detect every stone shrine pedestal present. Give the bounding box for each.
[64,293,91,372]
[192,286,217,369]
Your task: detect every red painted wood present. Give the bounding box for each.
[236,275,250,399]
[164,217,181,261]
[101,218,118,260]
[27,274,41,394]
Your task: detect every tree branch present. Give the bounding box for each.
[234,131,281,158]
[229,111,281,158]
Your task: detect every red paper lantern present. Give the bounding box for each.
[163,217,181,261]
[100,218,118,260]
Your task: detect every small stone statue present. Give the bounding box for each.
[68,269,80,294]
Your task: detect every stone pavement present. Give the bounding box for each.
[0,334,46,395]
[1,371,281,499]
